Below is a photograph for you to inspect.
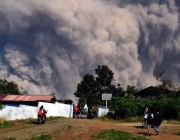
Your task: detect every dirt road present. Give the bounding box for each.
[0,118,180,140]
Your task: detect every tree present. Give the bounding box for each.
[95,65,125,98]
[95,65,114,91]
[125,85,138,98]
[156,71,179,98]
[0,79,21,95]
[74,65,125,107]
[74,74,100,107]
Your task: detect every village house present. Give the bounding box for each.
[0,94,56,107]
[0,94,74,120]
[133,86,172,99]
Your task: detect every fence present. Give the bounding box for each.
[0,102,73,120]
[0,102,109,120]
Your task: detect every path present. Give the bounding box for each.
[0,118,179,140]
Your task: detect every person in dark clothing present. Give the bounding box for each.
[146,112,154,136]
[42,107,47,120]
[153,111,162,135]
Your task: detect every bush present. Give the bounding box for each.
[111,97,180,120]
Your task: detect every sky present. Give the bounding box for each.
[0,0,180,102]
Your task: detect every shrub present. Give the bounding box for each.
[111,97,180,120]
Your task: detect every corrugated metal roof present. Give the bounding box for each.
[0,94,54,101]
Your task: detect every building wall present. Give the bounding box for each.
[0,102,73,120]
[97,105,109,117]
[38,102,73,118]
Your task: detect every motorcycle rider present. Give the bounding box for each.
[38,105,47,121]
[42,106,47,120]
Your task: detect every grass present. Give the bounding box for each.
[98,116,117,122]
[122,116,143,123]
[98,116,143,123]
[29,133,52,140]
[46,116,64,121]
[99,115,180,124]
[25,116,64,124]
[173,131,180,135]
[93,129,150,140]
[67,125,72,129]
[0,119,14,128]
[0,116,64,129]
[3,133,52,140]
[162,120,180,124]
[3,138,16,140]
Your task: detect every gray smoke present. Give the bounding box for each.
[0,0,179,102]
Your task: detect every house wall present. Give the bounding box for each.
[38,102,73,118]
[0,101,108,120]
[0,102,73,120]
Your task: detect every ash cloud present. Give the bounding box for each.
[0,0,179,101]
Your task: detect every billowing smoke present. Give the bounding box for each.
[0,0,179,101]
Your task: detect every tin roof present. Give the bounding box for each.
[0,94,55,102]
[134,86,171,97]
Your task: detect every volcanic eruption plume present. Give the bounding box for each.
[0,0,179,102]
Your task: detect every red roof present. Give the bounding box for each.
[0,94,55,102]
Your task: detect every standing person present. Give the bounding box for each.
[81,105,88,119]
[143,106,148,127]
[146,112,154,136]
[73,105,79,119]
[154,111,162,135]
[144,106,148,117]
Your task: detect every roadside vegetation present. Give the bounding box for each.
[3,129,150,140]
[3,133,52,140]
[29,133,52,140]
[93,129,150,140]
[0,116,64,129]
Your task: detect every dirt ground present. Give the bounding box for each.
[0,118,180,140]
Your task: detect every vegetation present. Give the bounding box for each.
[0,79,21,95]
[3,138,16,140]
[74,65,125,108]
[0,120,14,128]
[0,78,22,110]
[46,116,64,121]
[2,133,52,140]
[174,131,180,135]
[93,129,149,140]
[0,116,64,129]
[74,65,180,121]
[110,97,180,120]
[125,85,138,98]
[29,133,52,140]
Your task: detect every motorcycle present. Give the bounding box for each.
[38,115,45,124]
[37,110,48,124]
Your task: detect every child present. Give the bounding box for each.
[146,112,154,136]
